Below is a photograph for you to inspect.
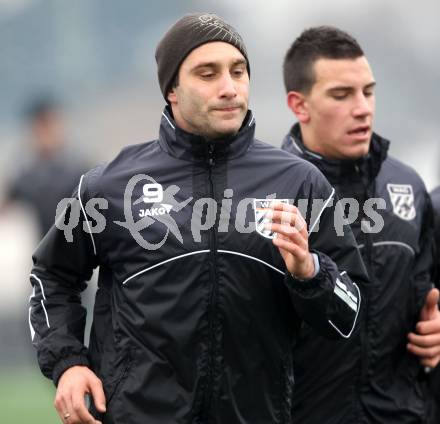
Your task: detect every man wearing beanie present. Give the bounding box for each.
[29,14,368,423]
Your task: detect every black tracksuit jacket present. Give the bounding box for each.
[29,110,367,424]
[427,187,440,424]
[282,124,434,424]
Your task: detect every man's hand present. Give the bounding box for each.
[267,202,315,280]
[407,288,440,369]
[54,365,106,424]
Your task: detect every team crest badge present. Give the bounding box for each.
[387,184,416,221]
[253,198,289,239]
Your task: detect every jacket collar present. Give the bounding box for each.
[158,106,255,162]
[283,123,390,182]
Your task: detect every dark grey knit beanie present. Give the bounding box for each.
[155,13,249,99]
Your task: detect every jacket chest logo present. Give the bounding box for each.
[253,199,289,239]
[115,175,192,250]
[386,183,416,221]
[139,183,173,217]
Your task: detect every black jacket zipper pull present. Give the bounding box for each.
[208,144,215,167]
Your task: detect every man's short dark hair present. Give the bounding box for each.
[24,96,59,122]
[283,26,364,94]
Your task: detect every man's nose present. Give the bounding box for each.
[353,93,373,118]
[218,73,237,99]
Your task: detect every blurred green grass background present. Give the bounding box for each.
[0,367,59,423]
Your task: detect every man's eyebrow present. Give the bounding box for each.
[191,58,247,72]
[230,58,247,67]
[191,62,218,71]
[327,81,377,92]
[364,82,377,90]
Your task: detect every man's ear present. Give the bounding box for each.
[167,88,177,104]
[286,91,310,123]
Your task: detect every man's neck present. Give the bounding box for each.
[298,126,328,158]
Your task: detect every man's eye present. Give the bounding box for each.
[332,94,347,100]
[364,91,374,97]
[232,69,245,77]
[201,73,215,79]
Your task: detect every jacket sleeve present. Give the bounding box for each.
[29,170,101,384]
[429,188,440,289]
[412,190,436,313]
[285,172,369,339]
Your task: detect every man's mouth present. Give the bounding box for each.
[213,105,242,112]
[347,125,370,137]
[219,107,237,111]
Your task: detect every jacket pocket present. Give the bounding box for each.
[105,352,132,407]
[90,350,133,421]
